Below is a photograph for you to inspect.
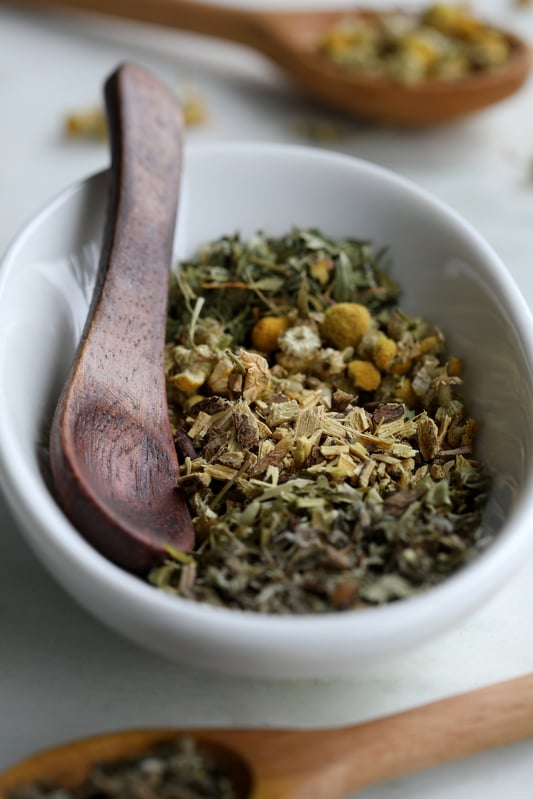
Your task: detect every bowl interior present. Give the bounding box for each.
[1,143,533,677]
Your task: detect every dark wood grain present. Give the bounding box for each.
[49,63,194,573]
[14,0,532,125]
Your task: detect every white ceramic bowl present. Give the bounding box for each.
[1,143,533,679]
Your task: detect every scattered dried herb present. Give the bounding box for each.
[318,4,514,84]
[9,737,238,799]
[152,227,491,614]
[65,88,206,140]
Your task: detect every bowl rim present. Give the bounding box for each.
[2,140,533,653]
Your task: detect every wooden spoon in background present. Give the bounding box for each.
[17,0,532,125]
[1,672,533,798]
[49,63,194,573]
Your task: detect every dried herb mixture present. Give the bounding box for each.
[318,4,514,84]
[9,737,237,799]
[152,227,491,614]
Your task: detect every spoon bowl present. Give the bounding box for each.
[18,0,531,124]
[249,7,531,124]
[2,673,533,799]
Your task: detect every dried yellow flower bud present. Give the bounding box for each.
[251,316,291,354]
[309,258,331,285]
[170,371,207,393]
[372,334,397,371]
[417,334,441,356]
[447,356,463,377]
[182,93,208,127]
[321,303,371,350]
[391,358,413,376]
[321,30,347,54]
[347,359,381,391]
[422,4,481,38]
[393,376,417,408]
[470,31,510,68]
[65,107,107,139]
[183,393,204,410]
[401,32,441,67]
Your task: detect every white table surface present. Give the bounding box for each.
[1,1,533,795]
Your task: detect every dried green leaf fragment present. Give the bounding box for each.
[8,737,238,799]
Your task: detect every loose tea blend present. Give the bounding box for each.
[9,737,238,799]
[152,228,490,614]
[318,4,513,85]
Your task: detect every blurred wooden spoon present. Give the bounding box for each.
[49,62,194,573]
[17,0,531,124]
[1,672,533,798]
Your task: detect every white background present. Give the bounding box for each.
[0,1,533,795]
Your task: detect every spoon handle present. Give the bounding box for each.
[92,63,181,376]
[19,0,267,47]
[237,671,533,797]
[333,670,533,794]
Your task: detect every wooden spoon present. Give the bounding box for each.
[18,0,531,125]
[2,672,533,798]
[49,62,194,573]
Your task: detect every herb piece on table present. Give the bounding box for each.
[65,88,206,141]
[154,227,491,614]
